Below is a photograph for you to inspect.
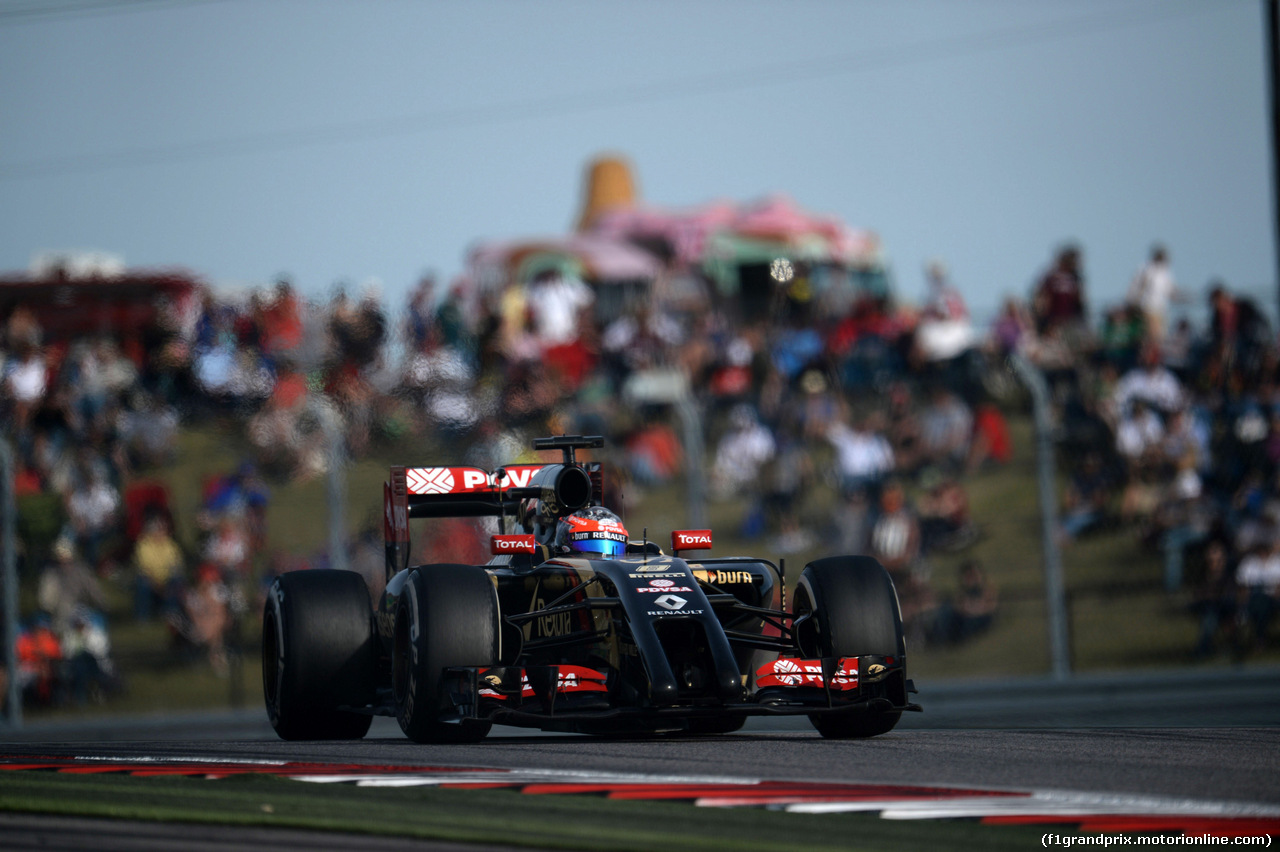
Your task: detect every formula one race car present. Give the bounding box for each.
[262,435,920,742]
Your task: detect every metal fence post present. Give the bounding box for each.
[1,440,21,728]
[1008,355,1071,680]
[622,369,706,529]
[675,396,707,530]
[316,397,348,574]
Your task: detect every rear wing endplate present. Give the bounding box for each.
[383,462,601,580]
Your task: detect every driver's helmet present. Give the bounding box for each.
[554,506,629,558]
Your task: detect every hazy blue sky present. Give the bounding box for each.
[0,0,1273,327]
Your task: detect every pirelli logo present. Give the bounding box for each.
[694,569,755,586]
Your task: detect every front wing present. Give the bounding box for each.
[436,654,921,730]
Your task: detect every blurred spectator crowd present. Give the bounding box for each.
[2,236,1279,711]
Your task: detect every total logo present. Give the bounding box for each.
[491,535,536,554]
[671,530,713,551]
[636,580,693,594]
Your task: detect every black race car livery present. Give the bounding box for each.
[263,435,920,742]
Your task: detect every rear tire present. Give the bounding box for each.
[393,564,498,743]
[793,555,905,739]
[262,569,376,740]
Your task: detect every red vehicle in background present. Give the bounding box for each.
[0,254,202,365]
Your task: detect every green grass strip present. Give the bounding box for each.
[0,770,1048,851]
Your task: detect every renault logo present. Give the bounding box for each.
[654,594,687,611]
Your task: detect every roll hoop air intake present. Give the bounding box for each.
[503,435,602,518]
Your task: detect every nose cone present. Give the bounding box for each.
[649,677,680,705]
[719,669,747,702]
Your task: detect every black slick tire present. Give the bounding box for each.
[793,555,905,739]
[262,569,376,740]
[393,564,499,743]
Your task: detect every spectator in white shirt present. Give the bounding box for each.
[711,405,776,499]
[1113,344,1186,416]
[1236,540,1280,650]
[528,268,594,347]
[65,464,120,570]
[3,341,47,436]
[1125,244,1184,344]
[1115,399,1165,467]
[826,413,895,496]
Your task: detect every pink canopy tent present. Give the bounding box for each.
[589,195,879,269]
[728,195,879,264]
[466,233,662,289]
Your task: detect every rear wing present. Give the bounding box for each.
[383,461,601,580]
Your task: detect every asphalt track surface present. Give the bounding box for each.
[4,722,1277,803]
[3,667,1278,850]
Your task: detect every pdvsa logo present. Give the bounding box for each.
[772,658,803,686]
[636,580,693,594]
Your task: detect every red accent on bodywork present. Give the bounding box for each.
[477,665,609,700]
[671,529,713,553]
[403,464,544,496]
[755,657,859,690]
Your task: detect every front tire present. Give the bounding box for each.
[793,555,905,739]
[262,569,376,740]
[393,564,499,743]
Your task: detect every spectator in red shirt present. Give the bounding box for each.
[626,415,683,486]
[17,615,62,706]
[968,402,1013,472]
[262,279,304,357]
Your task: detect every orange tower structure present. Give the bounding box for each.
[575,154,638,232]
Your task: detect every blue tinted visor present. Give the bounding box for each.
[569,535,627,557]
